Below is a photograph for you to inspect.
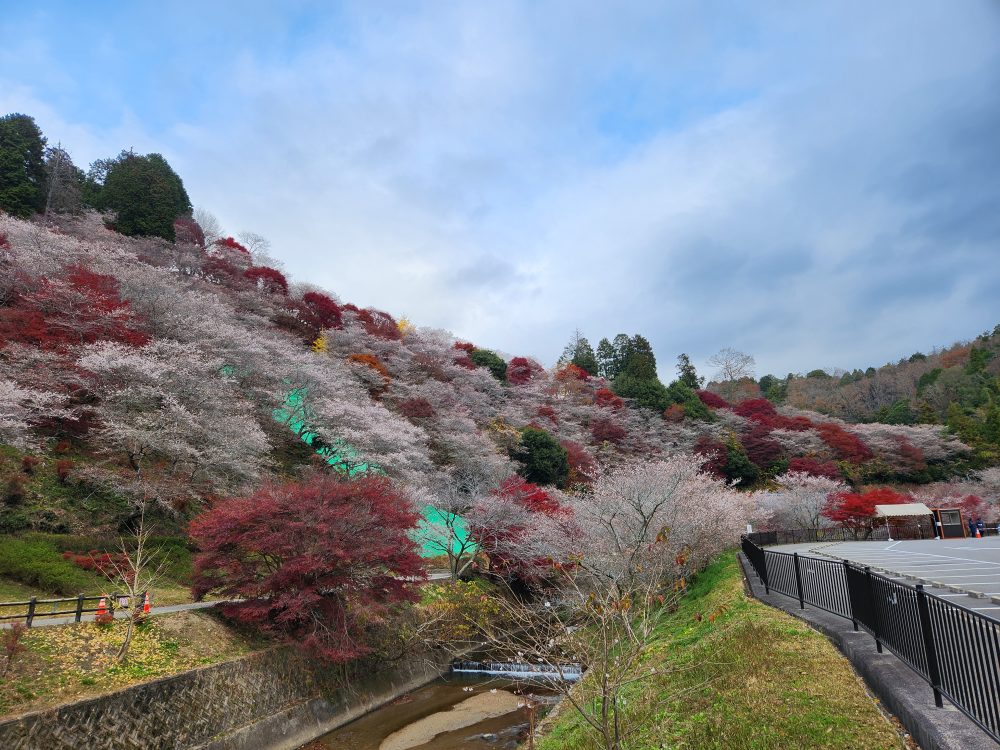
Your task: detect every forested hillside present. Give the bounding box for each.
[0,110,994,540]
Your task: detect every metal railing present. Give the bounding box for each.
[0,592,148,627]
[741,536,1000,744]
[748,525,999,546]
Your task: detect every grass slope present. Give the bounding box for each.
[537,552,905,750]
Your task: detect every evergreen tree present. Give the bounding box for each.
[89,150,191,240]
[515,427,569,487]
[558,330,599,376]
[676,353,703,389]
[470,349,508,382]
[724,436,758,486]
[0,113,47,218]
[596,338,616,379]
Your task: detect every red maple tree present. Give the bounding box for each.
[189,474,425,663]
[821,487,909,537]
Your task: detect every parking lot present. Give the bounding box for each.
[804,538,1000,619]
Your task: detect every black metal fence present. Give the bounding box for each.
[0,592,148,627]
[741,536,1000,744]
[748,525,1000,547]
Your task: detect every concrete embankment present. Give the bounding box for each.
[0,646,457,750]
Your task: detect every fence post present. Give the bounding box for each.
[915,585,944,708]
[26,597,36,628]
[760,548,770,594]
[793,552,805,609]
[843,560,858,631]
[75,593,85,623]
[865,567,883,654]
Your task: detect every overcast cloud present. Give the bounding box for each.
[2,1,998,379]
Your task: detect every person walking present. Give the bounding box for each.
[968,517,976,538]
[977,518,986,537]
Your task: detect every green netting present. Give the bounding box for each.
[272,386,472,557]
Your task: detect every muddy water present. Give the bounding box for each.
[301,676,556,750]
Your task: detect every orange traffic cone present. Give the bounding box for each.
[976,528,982,538]
[96,596,107,617]
[143,592,151,614]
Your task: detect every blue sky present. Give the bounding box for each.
[2,1,999,379]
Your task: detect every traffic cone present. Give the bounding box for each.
[143,592,151,614]
[976,528,982,539]
[96,596,107,617]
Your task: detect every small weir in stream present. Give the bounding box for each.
[300,662,582,750]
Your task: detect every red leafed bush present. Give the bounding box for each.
[741,427,784,468]
[62,550,131,581]
[244,266,288,295]
[343,305,401,340]
[215,236,250,255]
[300,291,342,331]
[173,218,205,247]
[896,436,927,473]
[694,434,729,479]
[472,476,568,580]
[200,256,244,287]
[347,353,390,379]
[454,355,476,370]
[555,364,590,382]
[453,341,475,352]
[816,423,873,464]
[399,397,435,419]
[787,457,842,480]
[561,439,596,485]
[696,390,729,409]
[594,388,624,410]
[55,459,74,484]
[591,418,627,445]
[189,474,425,663]
[733,398,777,421]
[536,405,558,424]
[21,456,41,474]
[0,232,10,250]
[507,357,539,386]
[0,266,148,350]
[822,487,909,536]
[663,404,685,422]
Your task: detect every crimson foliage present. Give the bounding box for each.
[189,475,425,663]
[244,266,288,296]
[821,487,908,536]
[594,388,625,411]
[398,397,435,419]
[0,266,148,350]
[300,291,342,331]
[696,390,729,409]
[506,357,538,385]
[215,236,250,255]
[590,418,627,445]
[816,423,873,463]
[787,457,842,480]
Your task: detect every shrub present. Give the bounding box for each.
[696,390,729,409]
[2,623,28,678]
[591,417,627,445]
[55,459,74,484]
[470,349,508,382]
[4,477,27,506]
[506,356,539,385]
[20,456,41,474]
[515,427,569,487]
[0,538,94,595]
[594,388,625,410]
[399,397,435,419]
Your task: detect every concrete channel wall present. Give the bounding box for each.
[0,646,456,750]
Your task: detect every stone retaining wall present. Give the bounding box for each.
[0,647,455,750]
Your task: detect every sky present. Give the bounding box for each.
[2,1,999,379]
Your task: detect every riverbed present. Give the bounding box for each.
[300,676,557,750]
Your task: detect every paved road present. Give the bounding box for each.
[779,538,1000,620]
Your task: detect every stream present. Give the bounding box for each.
[300,675,559,750]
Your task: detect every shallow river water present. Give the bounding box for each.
[300,676,556,750]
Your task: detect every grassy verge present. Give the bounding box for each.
[536,551,906,750]
[0,610,268,717]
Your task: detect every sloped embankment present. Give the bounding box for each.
[536,551,907,750]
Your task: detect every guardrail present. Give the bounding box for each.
[741,536,1000,745]
[0,592,148,627]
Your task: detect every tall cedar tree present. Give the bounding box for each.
[676,353,704,389]
[189,474,425,662]
[558,330,599,376]
[91,150,191,240]
[0,113,47,218]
